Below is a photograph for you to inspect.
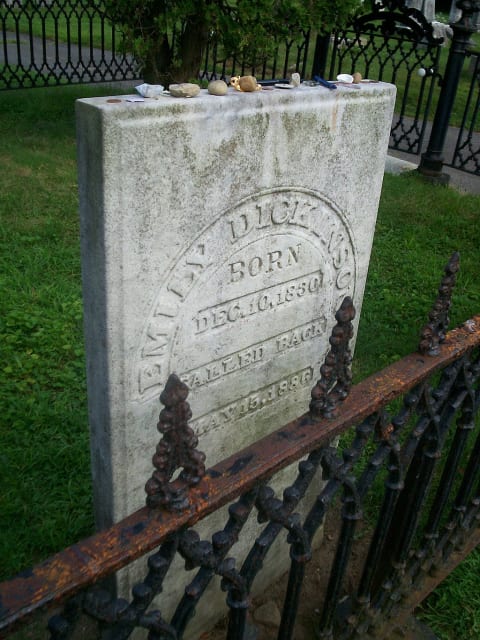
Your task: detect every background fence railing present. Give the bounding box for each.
[451,50,480,174]
[0,0,313,88]
[325,4,443,156]
[321,1,480,177]
[0,0,138,87]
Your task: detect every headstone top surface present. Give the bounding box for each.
[78,81,395,116]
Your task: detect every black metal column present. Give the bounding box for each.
[418,1,480,183]
[311,33,331,79]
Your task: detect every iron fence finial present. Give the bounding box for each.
[419,251,460,356]
[145,373,206,510]
[309,296,356,419]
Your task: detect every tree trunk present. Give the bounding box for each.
[174,13,210,84]
[142,34,174,86]
[141,14,209,86]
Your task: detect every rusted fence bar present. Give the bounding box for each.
[1,311,479,636]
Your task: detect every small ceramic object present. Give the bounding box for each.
[290,72,301,87]
[353,71,363,83]
[275,72,301,90]
[169,83,201,98]
[230,75,261,92]
[208,79,228,96]
[336,73,354,83]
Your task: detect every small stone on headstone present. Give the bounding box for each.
[208,80,228,96]
[169,83,201,98]
[230,75,261,91]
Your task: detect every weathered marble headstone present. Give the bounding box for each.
[76,81,395,634]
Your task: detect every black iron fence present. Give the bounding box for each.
[322,1,480,177]
[323,2,443,156]
[451,50,480,174]
[198,30,312,85]
[0,0,139,86]
[1,253,480,640]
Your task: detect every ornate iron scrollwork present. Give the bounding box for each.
[357,0,444,43]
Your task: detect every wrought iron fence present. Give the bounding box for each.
[323,1,480,178]
[325,1,443,156]
[451,51,480,174]
[1,253,480,640]
[0,0,139,87]
[198,30,312,84]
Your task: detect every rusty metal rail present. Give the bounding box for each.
[1,254,479,639]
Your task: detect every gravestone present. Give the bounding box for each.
[76,81,395,634]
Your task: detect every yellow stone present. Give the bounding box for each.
[208,80,228,96]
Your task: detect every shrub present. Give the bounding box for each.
[102,0,362,85]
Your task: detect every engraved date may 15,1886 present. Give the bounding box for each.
[192,367,314,437]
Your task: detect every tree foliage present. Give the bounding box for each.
[103,0,363,85]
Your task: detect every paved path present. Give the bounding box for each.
[387,116,480,195]
[0,30,138,82]
[388,150,480,195]
[386,118,480,195]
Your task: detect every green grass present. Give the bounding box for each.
[419,548,480,639]
[0,85,479,639]
[353,172,480,381]
[0,83,127,579]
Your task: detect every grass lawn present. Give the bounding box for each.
[0,85,479,639]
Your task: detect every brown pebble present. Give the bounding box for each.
[239,75,259,92]
[169,83,201,98]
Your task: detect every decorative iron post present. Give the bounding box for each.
[418,1,480,183]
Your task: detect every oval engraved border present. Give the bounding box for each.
[133,187,357,403]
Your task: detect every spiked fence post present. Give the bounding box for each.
[145,374,206,510]
[419,252,460,356]
[309,297,356,419]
